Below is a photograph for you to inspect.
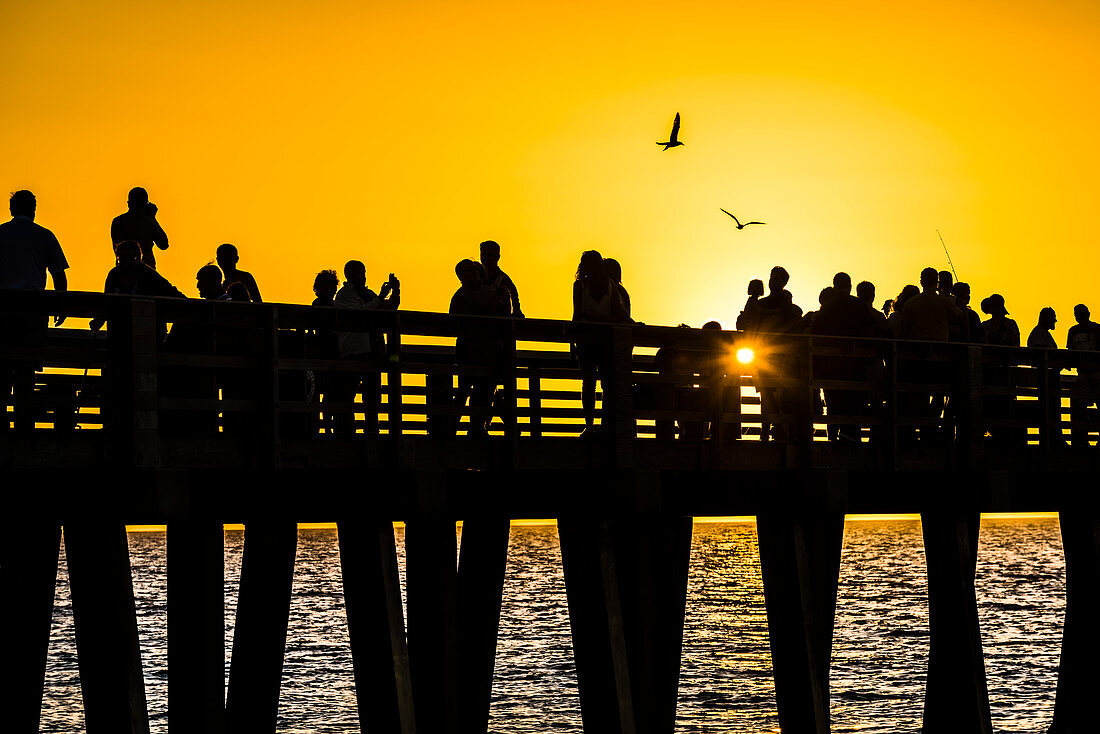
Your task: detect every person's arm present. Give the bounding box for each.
[378,277,400,310]
[610,287,632,323]
[151,216,169,251]
[110,217,122,248]
[505,274,523,317]
[572,281,583,321]
[49,267,67,326]
[1066,329,1074,350]
[246,273,262,302]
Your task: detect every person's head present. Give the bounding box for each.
[856,280,875,304]
[832,272,852,295]
[479,240,500,267]
[115,240,142,265]
[1074,304,1090,325]
[216,243,239,270]
[126,187,149,212]
[747,278,764,298]
[196,264,224,299]
[1039,307,1057,330]
[938,270,953,295]
[226,281,251,302]
[951,282,971,308]
[9,190,35,219]
[896,284,919,311]
[344,260,366,287]
[768,266,789,292]
[313,269,338,300]
[920,267,938,291]
[882,298,893,315]
[455,258,484,287]
[702,320,722,330]
[982,293,1007,316]
[604,258,622,284]
[818,286,834,307]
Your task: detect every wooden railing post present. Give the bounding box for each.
[609,325,636,461]
[964,346,984,469]
[387,314,403,437]
[528,365,543,438]
[259,305,281,467]
[108,298,160,468]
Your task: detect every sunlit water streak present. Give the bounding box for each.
[40,518,1064,733]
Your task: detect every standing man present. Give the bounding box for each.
[1066,304,1100,446]
[479,240,523,317]
[0,190,69,433]
[111,187,169,269]
[332,260,400,435]
[216,244,262,302]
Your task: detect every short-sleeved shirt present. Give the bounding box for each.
[334,283,382,357]
[898,292,960,342]
[982,317,1020,347]
[1067,321,1100,352]
[223,269,262,302]
[0,216,68,289]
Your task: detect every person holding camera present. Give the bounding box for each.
[110,186,169,269]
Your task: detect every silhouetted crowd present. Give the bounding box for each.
[3,187,1100,442]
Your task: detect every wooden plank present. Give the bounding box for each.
[225,521,298,733]
[0,521,61,732]
[920,511,992,734]
[167,519,225,734]
[64,521,150,734]
[337,519,416,734]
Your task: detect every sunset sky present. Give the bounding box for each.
[4,0,1099,340]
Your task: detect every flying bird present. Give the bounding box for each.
[657,113,684,150]
[720,209,766,229]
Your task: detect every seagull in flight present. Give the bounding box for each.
[720,209,766,229]
[657,113,684,150]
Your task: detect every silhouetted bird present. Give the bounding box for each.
[657,113,684,150]
[720,209,765,229]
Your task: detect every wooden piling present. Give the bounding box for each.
[225,520,298,733]
[167,519,225,734]
[920,511,992,734]
[1049,507,1100,732]
[64,521,150,734]
[756,510,845,734]
[558,517,636,734]
[0,521,61,732]
[404,515,460,733]
[457,516,511,734]
[337,518,416,734]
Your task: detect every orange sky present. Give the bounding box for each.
[4,0,1099,340]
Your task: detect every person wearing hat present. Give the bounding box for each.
[980,294,1020,347]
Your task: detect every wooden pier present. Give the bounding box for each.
[2,289,1100,733]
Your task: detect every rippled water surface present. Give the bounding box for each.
[41,518,1064,732]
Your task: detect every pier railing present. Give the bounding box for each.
[3,289,1100,734]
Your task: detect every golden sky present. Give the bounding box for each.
[4,0,1099,340]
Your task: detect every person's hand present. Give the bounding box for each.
[54,314,67,327]
[389,273,400,290]
[146,202,158,216]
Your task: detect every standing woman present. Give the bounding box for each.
[572,250,631,435]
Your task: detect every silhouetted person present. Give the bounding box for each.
[950,282,983,343]
[1066,304,1100,446]
[736,279,764,331]
[856,279,890,336]
[980,295,1019,347]
[1,190,68,434]
[1028,307,1057,349]
[800,287,833,334]
[216,244,262,302]
[196,264,229,300]
[604,258,631,320]
[450,259,509,438]
[479,240,523,317]
[111,187,168,269]
[813,272,877,441]
[88,240,185,332]
[882,298,893,319]
[887,285,919,337]
[307,270,340,433]
[938,270,955,303]
[979,294,1021,445]
[572,250,630,436]
[332,260,400,435]
[898,268,963,441]
[743,266,804,441]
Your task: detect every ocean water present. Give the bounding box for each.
[39,518,1065,733]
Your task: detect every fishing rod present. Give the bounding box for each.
[937,229,958,281]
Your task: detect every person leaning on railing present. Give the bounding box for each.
[572,250,631,438]
[1066,304,1100,446]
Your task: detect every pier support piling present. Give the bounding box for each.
[64,521,150,734]
[225,520,298,733]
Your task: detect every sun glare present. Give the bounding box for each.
[736,347,755,365]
